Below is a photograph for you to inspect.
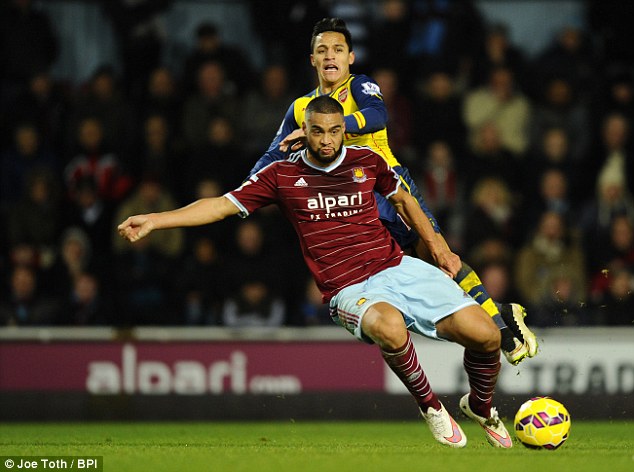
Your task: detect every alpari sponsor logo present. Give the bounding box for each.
[86,344,302,395]
[308,191,362,213]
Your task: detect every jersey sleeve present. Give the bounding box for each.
[373,153,401,198]
[345,75,388,134]
[227,164,279,217]
[247,102,299,178]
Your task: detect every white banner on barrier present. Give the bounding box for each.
[385,328,634,395]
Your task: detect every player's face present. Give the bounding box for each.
[303,112,345,166]
[310,32,355,89]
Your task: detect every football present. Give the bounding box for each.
[514,396,571,449]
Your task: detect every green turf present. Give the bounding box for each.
[1,421,633,472]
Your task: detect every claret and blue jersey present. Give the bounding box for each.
[229,146,403,302]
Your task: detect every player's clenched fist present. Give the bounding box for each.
[118,215,155,242]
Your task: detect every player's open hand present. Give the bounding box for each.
[118,215,155,242]
[279,129,306,152]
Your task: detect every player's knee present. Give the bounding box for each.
[361,304,406,349]
[478,324,501,353]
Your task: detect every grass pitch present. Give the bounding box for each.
[1,421,633,472]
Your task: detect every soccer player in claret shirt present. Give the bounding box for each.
[118,96,513,448]
[248,17,537,365]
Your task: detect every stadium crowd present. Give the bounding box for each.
[0,0,633,328]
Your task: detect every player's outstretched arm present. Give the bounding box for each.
[118,197,240,243]
[389,187,461,277]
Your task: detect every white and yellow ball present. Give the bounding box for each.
[514,397,571,449]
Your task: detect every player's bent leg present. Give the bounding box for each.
[435,304,500,353]
[360,302,408,350]
[361,303,466,448]
[436,305,512,448]
[413,235,528,365]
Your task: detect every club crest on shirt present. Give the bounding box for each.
[356,298,367,306]
[338,88,348,103]
[352,167,367,183]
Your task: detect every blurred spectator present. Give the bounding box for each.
[6,168,62,265]
[300,277,331,326]
[579,127,634,264]
[185,116,245,191]
[242,64,295,159]
[368,0,412,82]
[248,0,328,90]
[602,216,634,272]
[4,71,69,152]
[62,177,115,268]
[588,215,634,300]
[112,235,173,325]
[523,168,575,234]
[64,117,133,203]
[412,69,466,155]
[591,268,634,326]
[181,22,255,96]
[112,175,184,258]
[58,272,113,325]
[528,25,596,102]
[530,76,590,162]
[0,0,59,110]
[0,265,60,326]
[523,127,583,204]
[405,0,485,82]
[175,235,228,325]
[532,269,592,327]
[515,211,587,308]
[479,260,519,306]
[111,175,184,325]
[130,114,183,197]
[600,67,634,123]
[373,67,414,162]
[464,122,520,192]
[463,177,520,255]
[101,0,173,99]
[225,219,283,296]
[584,113,634,197]
[471,22,527,89]
[221,280,286,328]
[180,61,239,151]
[41,226,96,300]
[466,238,514,273]
[0,122,60,208]
[133,66,183,139]
[417,140,465,245]
[464,65,531,156]
[67,65,133,154]
[181,176,236,251]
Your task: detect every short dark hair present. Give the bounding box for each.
[305,95,344,117]
[311,18,353,52]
